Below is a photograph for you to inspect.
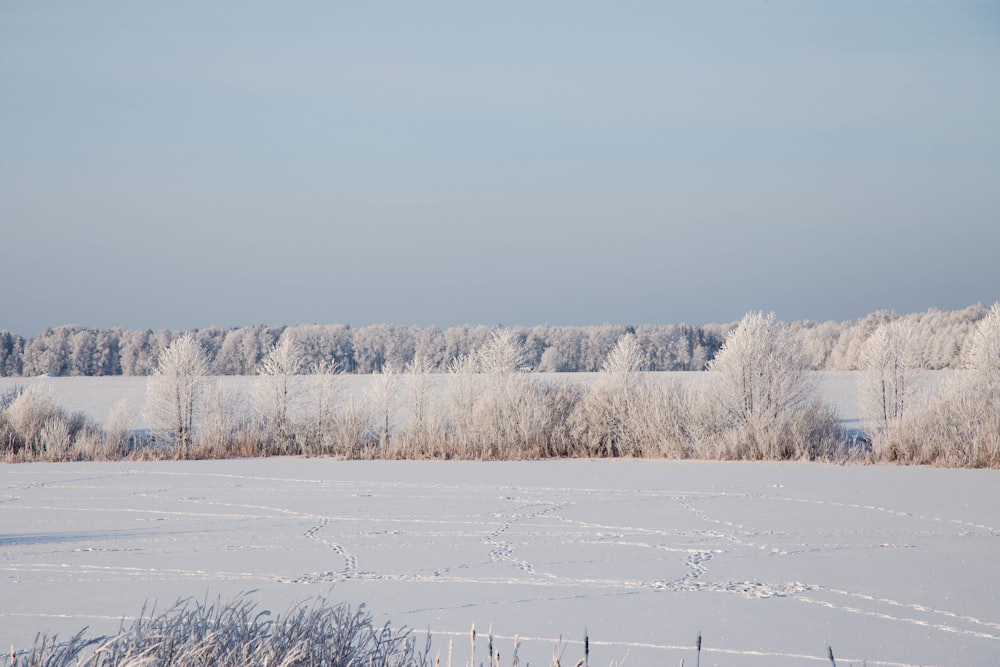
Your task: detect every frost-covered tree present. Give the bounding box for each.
[709,312,814,424]
[193,326,226,365]
[443,324,491,369]
[582,325,629,372]
[256,335,307,450]
[791,319,844,370]
[69,330,97,376]
[119,329,157,376]
[477,327,525,377]
[858,321,922,441]
[597,334,646,452]
[826,310,897,370]
[22,326,74,376]
[199,380,249,456]
[94,329,122,375]
[708,312,834,459]
[285,324,355,372]
[444,328,557,459]
[570,333,648,456]
[401,355,438,455]
[603,333,644,381]
[364,364,400,449]
[0,331,25,376]
[537,346,567,372]
[353,324,392,374]
[302,359,340,455]
[145,335,210,458]
[964,302,1000,386]
[872,308,1000,467]
[411,326,447,371]
[933,301,1000,464]
[544,326,586,372]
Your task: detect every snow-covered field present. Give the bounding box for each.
[0,371,956,432]
[2,459,998,666]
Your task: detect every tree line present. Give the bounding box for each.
[3,304,998,467]
[0,303,991,378]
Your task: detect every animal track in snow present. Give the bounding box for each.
[483,499,571,574]
[768,495,1000,536]
[301,516,358,580]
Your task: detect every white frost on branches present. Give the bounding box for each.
[144,335,210,457]
[858,320,923,438]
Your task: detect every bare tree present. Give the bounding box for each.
[145,335,210,458]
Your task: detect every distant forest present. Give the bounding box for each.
[0,304,990,377]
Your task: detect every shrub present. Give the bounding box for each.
[4,387,63,456]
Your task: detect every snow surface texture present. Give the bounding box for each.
[2,459,998,666]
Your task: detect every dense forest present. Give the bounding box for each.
[0,304,990,377]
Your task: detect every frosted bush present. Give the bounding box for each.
[197,380,251,457]
[393,356,446,458]
[39,417,72,459]
[5,387,62,456]
[568,334,647,457]
[634,381,722,459]
[104,399,135,457]
[74,426,119,461]
[877,375,1000,467]
[334,397,376,458]
[442,330,548,459]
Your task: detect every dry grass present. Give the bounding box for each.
[4,594,430,667]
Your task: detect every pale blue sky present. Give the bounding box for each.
[2,1,998,335]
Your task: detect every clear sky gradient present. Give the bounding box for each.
[2,1,998,335]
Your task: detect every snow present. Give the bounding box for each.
[2,459,998,666]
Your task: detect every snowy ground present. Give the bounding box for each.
[2,459,998,666]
